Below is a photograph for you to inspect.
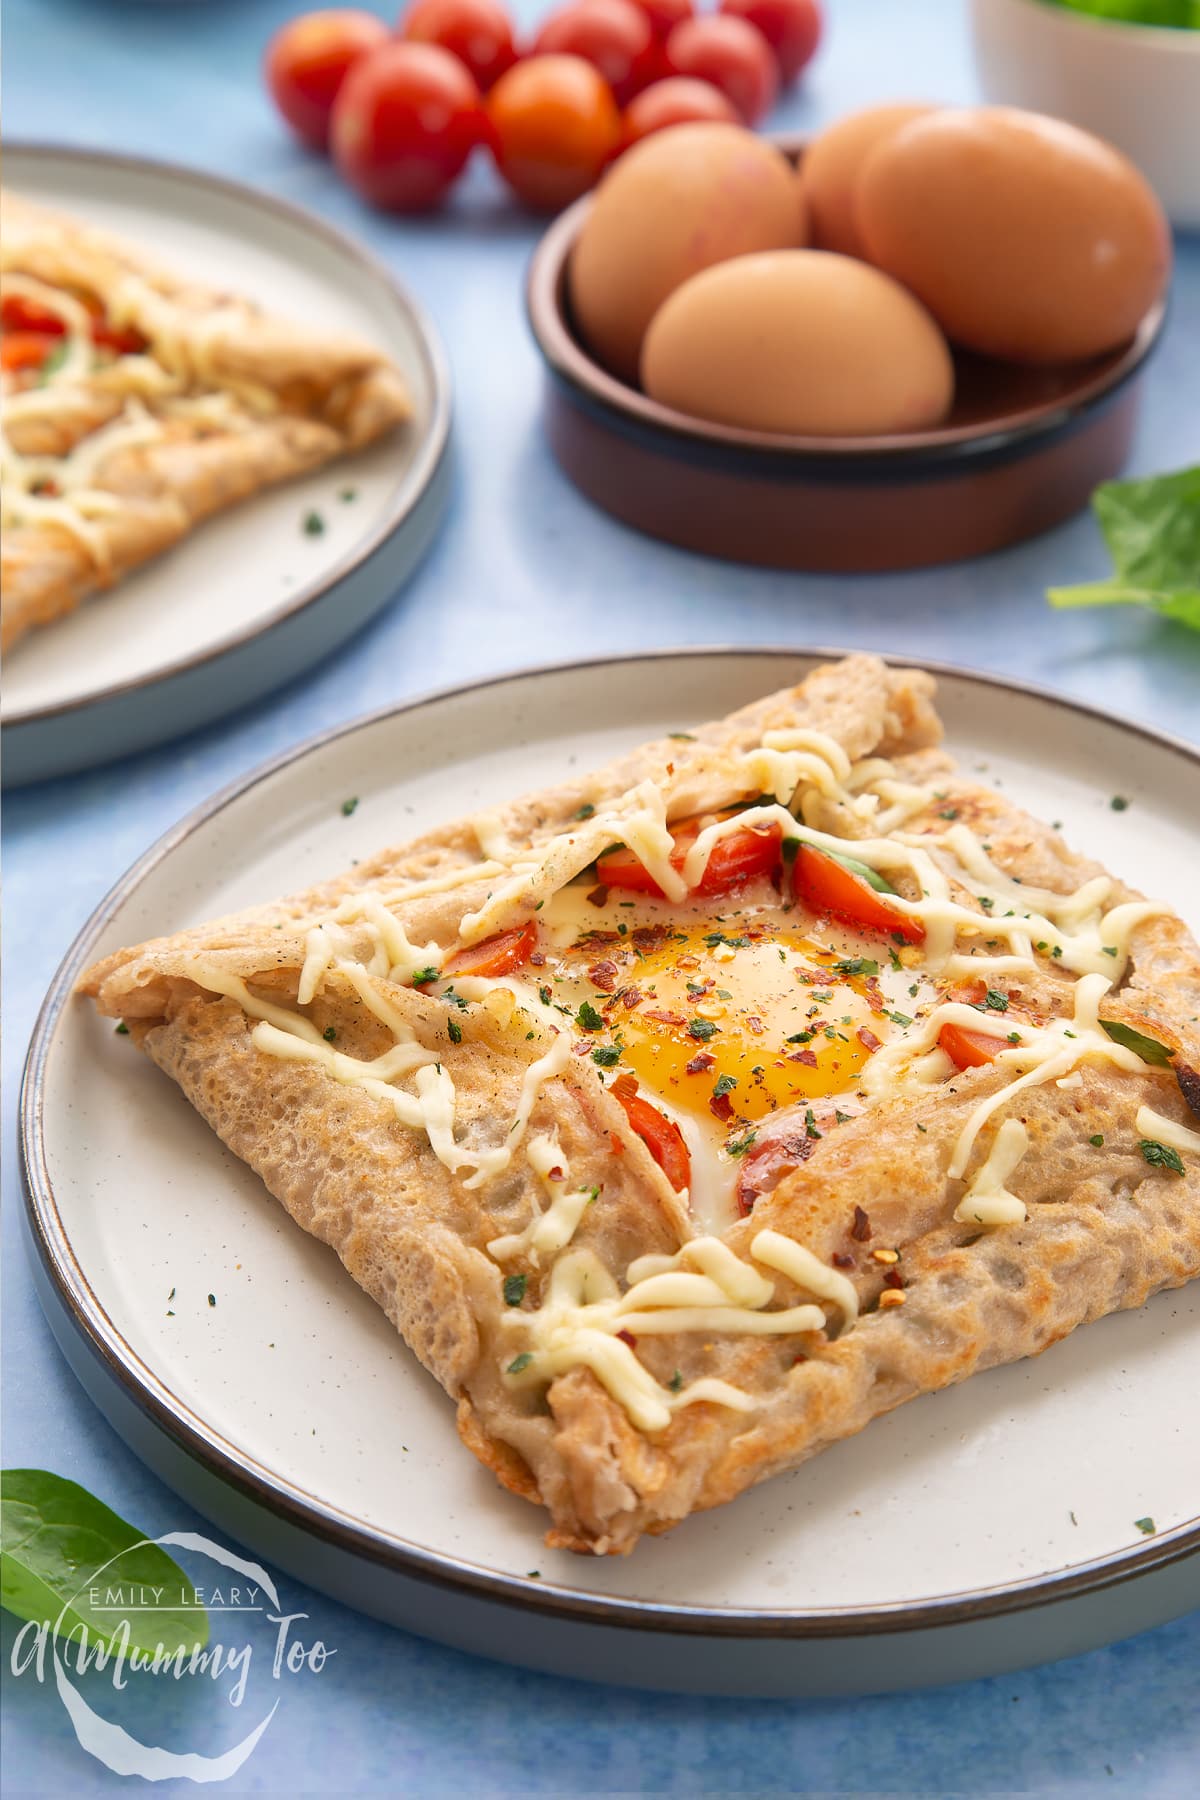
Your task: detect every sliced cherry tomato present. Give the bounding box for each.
[2,295,67,337]
[266,8,391,150]
[2,292,146,356]
[611,1073,691,1191]
[663,14,777,124]
[534,0,663,108]
[92,318,148,356]
[718,0,822,85]
[487,54,623,210]
[621,75,738,145]
[792,844,925,944]
[939,1021,1007,1070]
[399,0,518,92]
[629,0,694,42]
[597,813,782,898]
[332,42,485,211]
[1,332,58,373]
[441,920,539,979]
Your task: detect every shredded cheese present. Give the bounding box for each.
[1135,1105,1200,1157]
[954,1119,1030,1226]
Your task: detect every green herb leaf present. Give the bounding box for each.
[725,1129,757,1158]
[323,1025,338,1042]
[1047,465,1200,632]
[833,957,878,977]
[667,732,696,742]
[1134,1516,1157,1536]
[592,1044,621,1067]
[1140,1139,1185,1175]
[821,848,898,895]
[804,1107,822,1139]
[576,1001,604,1032]
[983,989,1010,1012]
[1043,2,1197,30]
[1090,1134,1105,1147]
[1,1470,208,1657]
[687,1018,720,1041]
[713,1073,738,1097]
[668,1370,684,1391]
[340,796,359,816]
[411,966,438,986]
[302,509,325,536]
[1100,1020,1174,1066]
[114,1022,130,1035]
[503,1274,527,1307]
[448,1018,463,1045]
[574,803,596,820]
[506,1353,533,1375]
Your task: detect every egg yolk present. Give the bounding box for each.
[550,918,888,1134]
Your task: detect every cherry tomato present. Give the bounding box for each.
[598,814,782,898]
[629,0,694,42]
[265,9,390,150]
[663,14,778,124]
[621,75,738,145]
[487,55,623,211]
[611,1074,691,1190]
[2,295,67,337]
[331,43,484,212]
[441,921,539,979]
[534,0,662,108]
[718,0,821,85]
[938,1022,1006,1070]
[1,332,57,373]
[398,0,518,92]
[792,845,925,944]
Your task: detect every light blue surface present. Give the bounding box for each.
[3,0,1198,1792]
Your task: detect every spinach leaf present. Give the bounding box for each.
[1,1469,208,1655]
[1042,1,1199,26]
[824,847,899,896]
[1048,467,1200,631]
[1100,1019,1175,1066]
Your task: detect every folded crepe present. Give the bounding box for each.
[80,655,1200,1553]
[1,191,411,650]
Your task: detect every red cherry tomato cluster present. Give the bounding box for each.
[264,0,822,213]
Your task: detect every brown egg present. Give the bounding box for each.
[801,103,937,259]
[857,107,1171,365]
[570,123,805,385]
[641,251,954,437]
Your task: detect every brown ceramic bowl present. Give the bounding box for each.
[526,143,1167,572]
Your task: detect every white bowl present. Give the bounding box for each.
[970,0,1200,228]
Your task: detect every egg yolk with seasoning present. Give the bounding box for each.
[552,919,884,1125]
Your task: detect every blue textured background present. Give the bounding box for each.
[3,0,1198,1792]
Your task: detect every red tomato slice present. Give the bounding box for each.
[2,292,146,355]
[2,295,68,337]
[92,318,148,356]
[938,1021,1007,1070]
[441,920,538,979]
[611,1073,691,1191]
[792,844,924,944]
[597,814,782,898]
[1,332,58,373]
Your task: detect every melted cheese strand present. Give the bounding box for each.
[501,1236,831,1431]
[751,1229,860,1324]
[1135,1106,1200,1157]
[954,1119,1030,1226]
[487,1133,596,1264]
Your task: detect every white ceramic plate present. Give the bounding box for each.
[2,146,451,787]
[21,651,1200,1694]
